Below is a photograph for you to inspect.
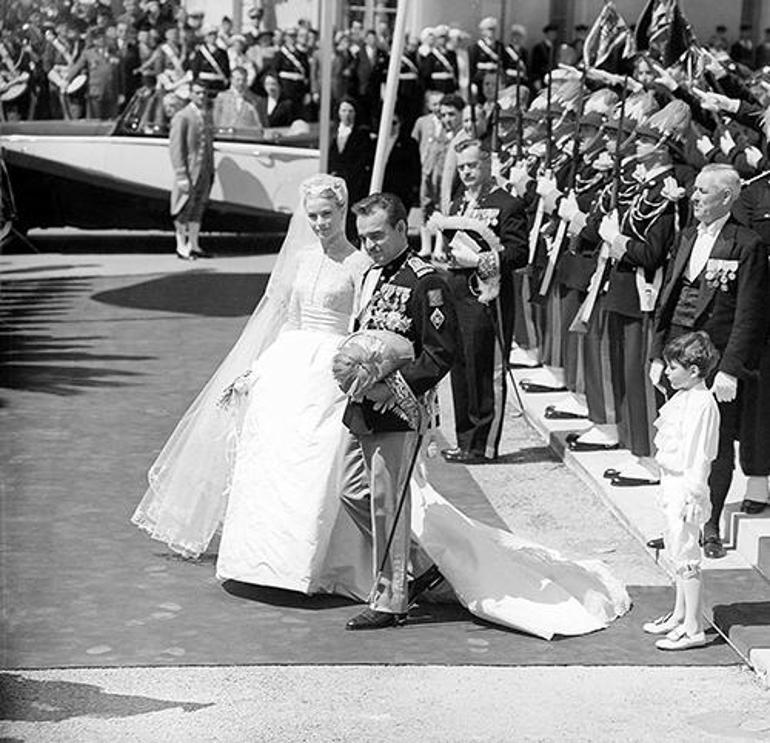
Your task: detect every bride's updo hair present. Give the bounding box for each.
[301,174,348,211]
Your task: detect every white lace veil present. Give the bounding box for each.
[132,174,350,558]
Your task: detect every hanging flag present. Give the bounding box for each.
[582,2,631,71]
[635,0,690,67]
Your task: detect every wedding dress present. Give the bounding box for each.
[134,205,630,640]
[215,247,373,599]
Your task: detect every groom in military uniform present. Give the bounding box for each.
[440,139,529,463]
[340,192,457,631]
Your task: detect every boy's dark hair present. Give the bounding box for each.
[351,192,407,228]
[663,331,720,379]
[439,93,465,112]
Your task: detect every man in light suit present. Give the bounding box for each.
[213,66,263,134]
[168,80,215,260]
[650,164,770,558]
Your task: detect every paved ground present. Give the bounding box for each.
[2,248,768,740]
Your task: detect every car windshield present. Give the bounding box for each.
[114,89,319,149]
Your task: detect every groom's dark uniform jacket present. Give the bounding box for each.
[343,250,457,434]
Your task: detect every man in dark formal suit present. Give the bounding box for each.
[755,28,770,68]
[114,20,140,111]
[730,25,754,69]
[529,23,558,92]
[650,164,770,558]
[353,28,386,126]
[439,139,529,463]
[341,193,457,630]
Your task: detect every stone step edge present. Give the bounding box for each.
[511,381,770,685]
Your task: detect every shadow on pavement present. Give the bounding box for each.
[92,272,269,317]
[223,580,359,609]
[1,277,153,396]
[0,674,212,723]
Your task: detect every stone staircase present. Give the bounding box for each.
[509,365,770,685]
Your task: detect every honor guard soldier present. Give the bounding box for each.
[588,101,691,486]
[272,27,310,120]
[191,26,230,96]
[469,17,501,101]
[341,192,457,631]
[419,25,458,95]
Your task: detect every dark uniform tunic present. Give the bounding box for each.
[447,184,528,459]
[419,47,458,95]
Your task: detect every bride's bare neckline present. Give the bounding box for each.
[321,238,356,262]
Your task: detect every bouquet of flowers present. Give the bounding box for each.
[332,330,414,402]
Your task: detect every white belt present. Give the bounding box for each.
[279,71,305,81]
[431,71,454,79]
[505,68,521,76]
[477,62,497,70]
[198,71,224,80]
[399,72,418,80]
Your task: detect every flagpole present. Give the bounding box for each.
[318,0,336,174]
[369,0,408,193]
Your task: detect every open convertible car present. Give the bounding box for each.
[0,90,321,235]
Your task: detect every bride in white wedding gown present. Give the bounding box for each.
[133,174,630,640]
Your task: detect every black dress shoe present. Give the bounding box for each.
[443,450,490,464]
[611,475,661,487]
[741,499,767,515]
[408,565,444,606]
[603,468,621,479]
[345,608,407,631]
[567,437,620,452]
[544,405,587,420]
[441,449,491,464]
[508,361,543,370]
[190,248,211,259]
[703,535,726,559]
[519,381,568,393]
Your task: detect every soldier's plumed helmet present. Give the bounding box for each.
[636,99,692,143]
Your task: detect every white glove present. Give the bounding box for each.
[542,185,561,215]
[536,174,558,197]
[557,191,579,222]
[745,145,763,169]
[661,175,686,202]
[598,210,620,245]
[507,164,532,198]
[695,135,715,156]
[593,151,613,171]
[712,371,738,402]
[567,210,587,237]
[448,233,481,268]
[654,68,678,91]
[608,234,629,261]
[649,359,665,391]
[719,129,736,156]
